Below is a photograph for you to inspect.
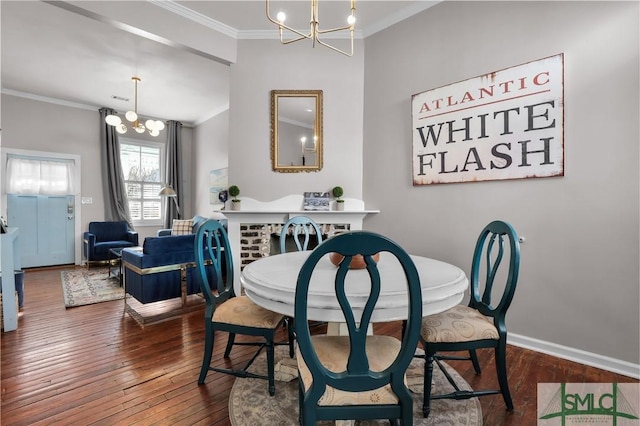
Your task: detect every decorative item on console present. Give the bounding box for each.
[332,186,345,211]
[229,185,241,211]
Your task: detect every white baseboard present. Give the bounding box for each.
[508,333,640,379]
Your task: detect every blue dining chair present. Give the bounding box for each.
[295,231,422,425]
[280,215,323,253]
[419,220,521,417]
[280,216,324,335]
[194,219,292,396]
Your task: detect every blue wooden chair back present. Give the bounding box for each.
[295,231,422,423]
[469,220,520,325]
[419,220,521,417]
[280,216,323,253]
[193,219,234,317]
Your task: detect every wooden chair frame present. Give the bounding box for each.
[295,231,422,425]
[194,219,293,396]
[420,220,521,417]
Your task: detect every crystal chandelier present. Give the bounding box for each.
[266,0,356,57]
[105,77,165,137]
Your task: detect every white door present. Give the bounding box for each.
[7,194,75,268]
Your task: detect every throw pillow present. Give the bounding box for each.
[171,219,193,235]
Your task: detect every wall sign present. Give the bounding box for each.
[412,54,564,185]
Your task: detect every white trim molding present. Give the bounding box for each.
[509,333,640,379]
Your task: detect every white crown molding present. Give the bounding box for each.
[1,89,205,127]
[2,89,97,111]
[508,332,640,379]
[149,0,440,41]
[147,0,239,39]
[362,1,441,38]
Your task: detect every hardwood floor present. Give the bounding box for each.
[1,266,637,425]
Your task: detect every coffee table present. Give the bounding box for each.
[108,247,125,285]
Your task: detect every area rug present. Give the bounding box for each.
[229,346,481,425]
[60,268,124,308]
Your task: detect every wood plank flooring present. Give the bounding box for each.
[1,266,637,425]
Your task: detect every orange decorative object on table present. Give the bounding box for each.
[329,252,380,269]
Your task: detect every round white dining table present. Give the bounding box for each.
[240,250,469,323]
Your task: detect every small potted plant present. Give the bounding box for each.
[332,186,345,211]
[228,185,241,210]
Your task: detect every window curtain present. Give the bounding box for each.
[164,120,183,228]
[99,107,133,228]
[6,157,75,195]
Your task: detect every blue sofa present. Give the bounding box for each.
[83,221,138,264]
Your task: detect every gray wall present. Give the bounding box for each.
[227,39,365,201]
[192,109,229,216]
[362,1,639,364]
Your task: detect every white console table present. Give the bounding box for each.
[1,227,20,331]
[216,195,379,295]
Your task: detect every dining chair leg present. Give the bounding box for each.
[422,353,435,418]
[286,318,295,358]
[198,325,215,385]
[495,344,514,410]
[470,349,481,374]
[224,333,236,358]
[266,341,276,396]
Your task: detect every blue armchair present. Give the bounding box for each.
[83,221,139,265]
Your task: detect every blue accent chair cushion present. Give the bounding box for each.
[122,234,201,304]
[83,221,138,263]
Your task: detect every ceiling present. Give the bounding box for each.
[1,1,437,127]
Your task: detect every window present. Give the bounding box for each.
[6,156,75,195]
[119,139,164,226]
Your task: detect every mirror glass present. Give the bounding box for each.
[271,90,323,172]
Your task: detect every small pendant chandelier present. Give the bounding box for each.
[105,76,165,137]
[266,0,356,57]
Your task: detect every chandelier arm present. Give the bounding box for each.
[315,36,354,57]
[316,24,355,35]
[281,34,314,45]
[270,20,314,40]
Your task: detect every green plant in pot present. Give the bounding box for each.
[332,186,345,211]
[228,185,241,210]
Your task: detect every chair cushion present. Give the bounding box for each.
[213,295,285,329]
[297,335,402,406]
[171,219,194,235]
[421,304,499,343]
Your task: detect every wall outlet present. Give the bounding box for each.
[81,197,93,205]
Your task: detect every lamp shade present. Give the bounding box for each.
[158,186,177,197]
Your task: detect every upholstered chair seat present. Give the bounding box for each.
[297,335,403,406]
[421,305,500,343]
[212,295,285,328]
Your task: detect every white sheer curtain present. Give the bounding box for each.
[6,157,75,195]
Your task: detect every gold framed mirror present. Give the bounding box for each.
[271,90,323,173]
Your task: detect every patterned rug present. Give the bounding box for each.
[60,268,124,308]
[229,346,481,425]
